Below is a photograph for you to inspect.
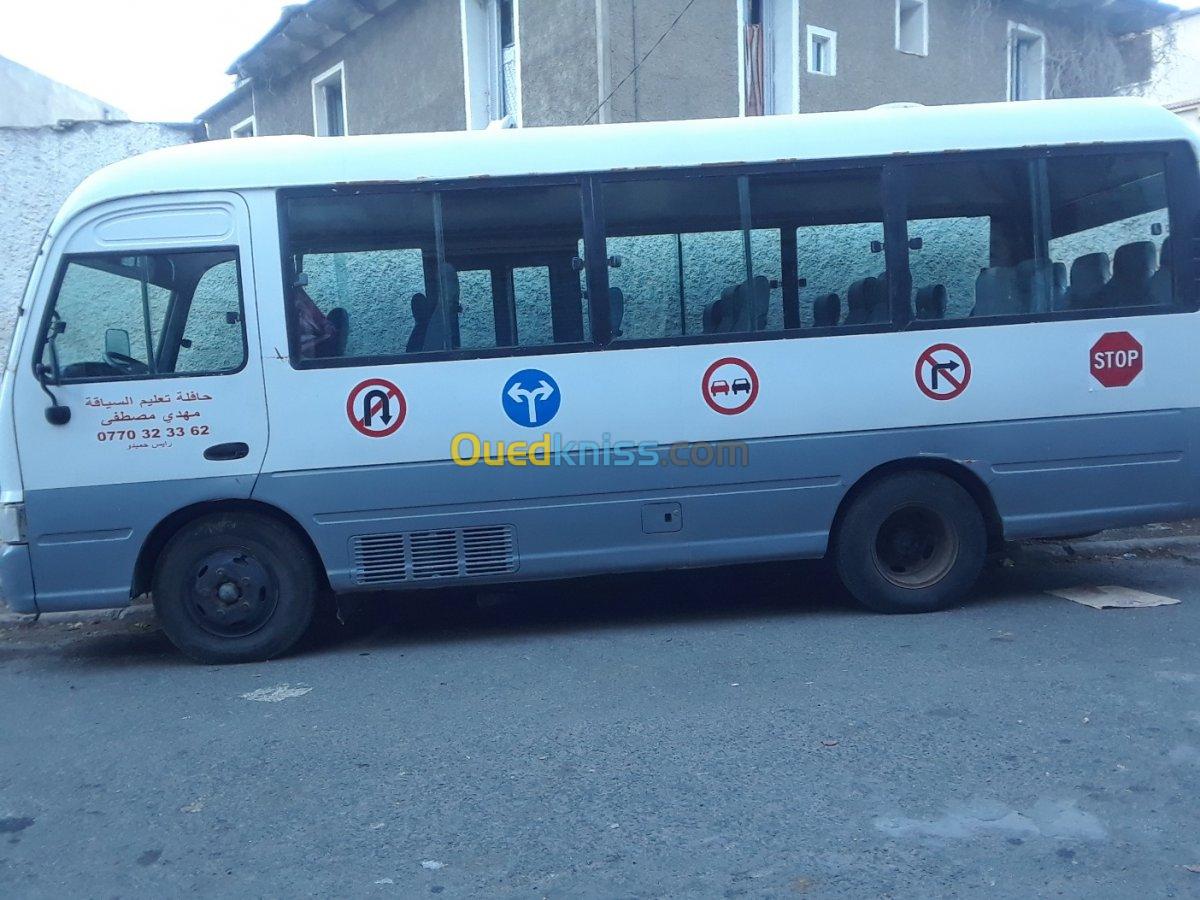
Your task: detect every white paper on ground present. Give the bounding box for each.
[1047,585,1181,610]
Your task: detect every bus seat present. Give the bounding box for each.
[1152,236,1172,305]
[1107,241,1157,307]
[1064,253,1111,310]
[326,307,350,356]
[741,275,771,331]
[864,276,889,323]
[973,266,1018,317]
[1015,260,1061,314]
[407,263,459,353]
[812,292,840,327]
[914,284,947,320]
[845,279,869,325]
[703,286,737,333]
[609,287,625,338]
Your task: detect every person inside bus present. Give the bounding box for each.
[293,281,349,359]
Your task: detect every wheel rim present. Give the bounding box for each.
[186,547,279,638]
[871,504,959,590]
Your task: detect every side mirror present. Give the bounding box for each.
[34,363,70,425]
[104,328,131,359]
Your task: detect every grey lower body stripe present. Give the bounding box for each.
[992,451,1183,475]
[312,476,842,526]
[36,528,135,546]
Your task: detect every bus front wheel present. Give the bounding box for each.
[833,471,986,614]
[152,512,319,664]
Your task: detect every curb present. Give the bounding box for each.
[1024,534,1200,562]
[0,604,155,628]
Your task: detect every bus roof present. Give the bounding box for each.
[55,98,1196,231]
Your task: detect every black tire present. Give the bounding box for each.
[152,512,320,664]
[833,471,987,614]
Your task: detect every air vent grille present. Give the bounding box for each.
[351,525,517,585]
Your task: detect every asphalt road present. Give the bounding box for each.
[1,547,1199,898]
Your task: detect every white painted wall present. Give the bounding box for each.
[0,121,195,361]
[0,55,126,127]
[1144,12,1200,109]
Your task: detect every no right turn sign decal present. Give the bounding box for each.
[915,343,971,401]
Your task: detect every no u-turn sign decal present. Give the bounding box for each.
[347,378,407,437]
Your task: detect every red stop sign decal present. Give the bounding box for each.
[1090,332,1143,388]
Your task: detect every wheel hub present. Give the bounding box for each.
[189,549,278,638]
[872,505,959,590]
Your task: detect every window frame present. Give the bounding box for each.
[311,62,349,137]
[896,0,929,57]
[33,246,250,385]
[273,139,1200,368]
[460,0,521,129]
[807,26,837,77]
[1007,22,1046,102]
[230,116,257,139]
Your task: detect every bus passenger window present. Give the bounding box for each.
[750,167,888,329]
[601,174,780,339]
[903,158,1039,320]
[40,249,246,383]
[438,185,589,348]
[1047,154,1171,311]
[283,191,436,361]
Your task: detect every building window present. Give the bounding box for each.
[740,0,798,116]
[896,0,928,57]
[312,62,348,136]
[229,116,256,139]
[1008,23,1046,101]
[807,26,836,77]
[461,0,521,129]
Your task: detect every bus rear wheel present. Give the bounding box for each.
[152,512,319,664]
[833,471,986,614]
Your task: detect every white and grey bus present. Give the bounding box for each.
[2,98,1196,662]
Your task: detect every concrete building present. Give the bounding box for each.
[0,55,127,127]
[199,0,1172,140]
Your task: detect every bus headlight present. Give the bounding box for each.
[0,504,27,545]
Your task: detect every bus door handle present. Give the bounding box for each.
[204,442,250,462]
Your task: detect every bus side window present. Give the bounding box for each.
[1047,153,1172,312]
[601,174,778,339]
[438,184,590,349]
[903,157,1039,321]
[750,167,888,329]
[283,191,436,361]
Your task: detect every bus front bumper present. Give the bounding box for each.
[0,543,36,614]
